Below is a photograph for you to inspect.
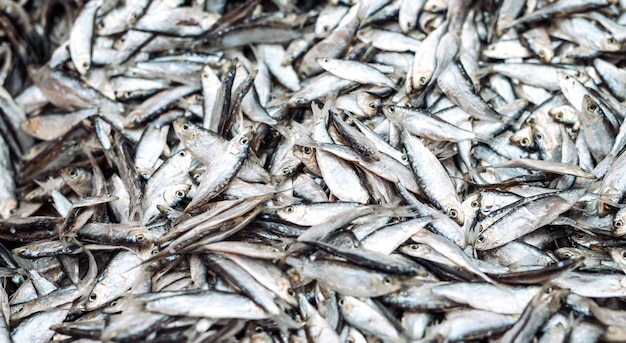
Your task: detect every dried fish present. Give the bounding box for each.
[2,1,626,342]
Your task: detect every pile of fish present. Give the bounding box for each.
[3,0,626,341]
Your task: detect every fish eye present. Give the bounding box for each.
[419,76,427,85]
[520,137,530,147]
[135,234,145,242]
[254,326,264,333]
[239,136,250,145]
[554,112,563,120]
[388,106,395,113]
[89,293,98,301]
[587,103,597,112]
[575,233,585,240]
[382,276,392,285]
[477,235,485,243]
[303,146,312,154]
[621,250,626,259]
[410,244,419,249]
[369,102,377,109]
[67,169,78,178]
[322,58,330,63]
[608,37,617,45]
[338,298,345,306]
[616,220,624,228]
[175,190,185,198]
[287,288,295,296]
[82,62,90,69]
[179,151,187,157]
[110,300,118,307]
[284,206,294,213]
[449,208,458,218]
[561,252,572,259]
[471,200,480,208]
[564,75,570,80]
[181,123,190,131]
[538,50,545,58]
[401,154,408,161]
[281,166,291,175]
[535,133,543,140]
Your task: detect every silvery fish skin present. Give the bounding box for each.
[0,134,16,219]
[6,0,626,342]
[402,130,464,225]
[145,290,269,319]
[69,0,101,75]
[287,257,403,298]
[339,295,407,343]
[406,22,446,95]
[84,250,146,311]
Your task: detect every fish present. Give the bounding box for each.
[3,0,626,342]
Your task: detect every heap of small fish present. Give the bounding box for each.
[3,0,626,341]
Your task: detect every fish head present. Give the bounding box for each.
[60,167,88,186]
[173,118,199,142]
[372,274,402,295]
[292,145,315,163]
[227,127,255,155]
[272,160,301,184]
[84,283,110,311]
[601,36,621,52]
[288,95,308,108]
[473,231,496,251]
[102,297,128,314]
[598,188,621,217]
[0,198,17,219]
[170,150,195,170]
[441,198,465,226]
[162,184,191,206]
[276,203,307,224]
[127,226,156,246]
[381,105,402,122]
[613,208,626,237]
[355,90,380,117]
[510,126,535,149]
[554,247,579,260]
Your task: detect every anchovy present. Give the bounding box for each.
[4,1,626,342]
